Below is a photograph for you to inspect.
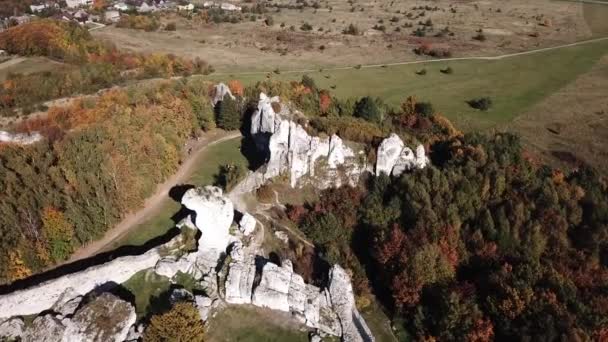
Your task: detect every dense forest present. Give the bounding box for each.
[276,81,608,340]
[0,19,212,116]
[0,78,224,282]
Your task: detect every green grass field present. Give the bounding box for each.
[205,306,309,342]
[206,39,608,132]
[109,137,247,248]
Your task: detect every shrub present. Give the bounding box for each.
[256,184,274,204]
[143,302,205,342]
[415,102,435,117]
[354,96,382,124]
[264,16,274,26]
[215,164,245,191]
[300,22,313,31]
[473,32,486,41]
[164,22,177,31]
[440,66,453,74]
[343,23,360,35]
[467,97,493,111]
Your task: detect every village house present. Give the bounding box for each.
[104,10,121,22]
[113,2,130,11]
[220,3,241,11]
[177,3,194,11]
[137,2,158,13]
[65,0,93,8]
[30,4,51,13]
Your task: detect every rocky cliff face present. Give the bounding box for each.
[181,186,234,263]
[376,133,428,176]
[246,93,429,192]
[250,93,367,189]
[18,293,135,342]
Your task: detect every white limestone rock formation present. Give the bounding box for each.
[328,265,375,342]
[51,288,83,318]
[250,93,280,134]
[195,295,217,321]
[63,293,136,342]
[328,134,354,169]
[212,82,235,106]
[0,317,24,340]
[309,136,330,177]
[376,133,428,177]
[155,253,201,280]
[0,248,161,319]
[125,324,144,342]
[376,133,405,176]
[0,130,42,145]
[181,186,235,263]
[251,262,292,312]
[238,213,257,236]
[248,92,364,189]
[22,315,65,342]
[224,242,256,305]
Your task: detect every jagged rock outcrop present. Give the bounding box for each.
[0,317,24,340]
[23,314,66,342]
[224,242,256,305]
[250,93,280,134]
[238,213,257,236]
[181,186,235,263]
[245,258,342,337]
[63,293,136,342]
[250,94,364,188]
[18,293,135,342]
[212,82,235,106]
[0,249,161,319]
[328,265,374,342]
[155,253,202,280]
[252,261,292,312]
[195,295,218,321]
[0,130,42,145]
[52,288,83,318]
[376,133,428,177]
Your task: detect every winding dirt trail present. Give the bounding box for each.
[67,130,242,263]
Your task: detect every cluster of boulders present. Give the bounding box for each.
[248,93,368,189]
[0,292,136,342]
[0,130,42,145]
[376,133,428,176]
[236,89,429,192]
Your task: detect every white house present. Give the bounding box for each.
[65,0,92,8]
[113,2,130,11]
[177,3,194,11]
[202,1,215,8]
[104,10,120,22]
[30,4,49,13]
[220,3,241,11]
[137,2,157,13]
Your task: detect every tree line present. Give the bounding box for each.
[0,19,213,117]
[0,78,224,283]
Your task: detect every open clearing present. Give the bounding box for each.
[506,53,608,173]
[0,56,64,81]
[205,39,608,132]
[205,305,309,342]
[93,0,594,72]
